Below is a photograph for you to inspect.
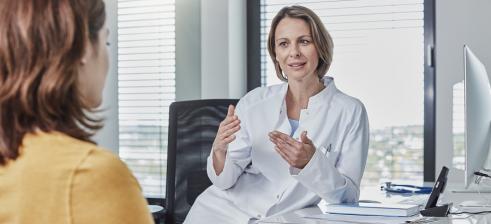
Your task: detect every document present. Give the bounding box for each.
[303,213,422,224]
[258,206,439,224]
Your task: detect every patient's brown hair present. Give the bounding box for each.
[0,0,106,165]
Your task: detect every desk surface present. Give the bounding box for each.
[258,185,491,224]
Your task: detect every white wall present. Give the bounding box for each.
[176,0,202,101]
[93,0,119,153]
[436,0,491,182]
[201,0,229,98]
[200,0,247,99]
[176,0,247,100]
[228,0,247,98]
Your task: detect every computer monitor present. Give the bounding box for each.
[464,45,491,188]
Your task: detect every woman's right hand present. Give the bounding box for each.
[212,105,241,155]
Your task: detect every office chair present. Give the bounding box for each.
[164,99,239,224]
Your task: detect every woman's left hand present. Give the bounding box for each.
[269,130,316,169]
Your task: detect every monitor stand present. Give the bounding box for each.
[450,176,491,193]
[450,183,491,207]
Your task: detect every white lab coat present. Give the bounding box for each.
[184,77,369,224]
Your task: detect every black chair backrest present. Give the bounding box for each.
[166,99,239,224]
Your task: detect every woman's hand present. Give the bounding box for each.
[212,105,241,175]
[212,105,241,155]
[269,130,315,169]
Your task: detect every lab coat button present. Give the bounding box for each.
[276,194,280,199]
[257,214,262,218]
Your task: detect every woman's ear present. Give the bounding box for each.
[80,57,87,65]
[80,43,94,65]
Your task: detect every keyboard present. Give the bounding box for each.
[398,194,429,206]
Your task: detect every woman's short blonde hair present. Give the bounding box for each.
[267,5,334,81]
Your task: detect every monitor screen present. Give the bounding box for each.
[464,45,491,188]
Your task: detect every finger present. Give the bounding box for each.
[273,131,298,144]
[270,138,296,152]
[269,131,292,144]
[218,131,235,145]
[222,119,240,130]
[300,131,313,145]
[219,121,240,138]
[269,132,301,149]
[268,133,282,144]
[219,122,241,139]
[275,146,293,165]
[222,134,236,144]
[269,136,280,145]
[278,134,302,148]
[222,124,241,137]
[269,131,290,139]
[277,140,299,156]
[226,105,235,117]
[219,116,238,128]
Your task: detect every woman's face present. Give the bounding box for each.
[274,17,319,81]
[78,22,109,108]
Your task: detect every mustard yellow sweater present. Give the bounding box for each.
[0,131,154,224]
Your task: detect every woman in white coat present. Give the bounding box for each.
[184,5,369,224]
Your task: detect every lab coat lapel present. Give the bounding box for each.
[247,84,292,185]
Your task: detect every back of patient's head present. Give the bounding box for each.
[0,0,106,165]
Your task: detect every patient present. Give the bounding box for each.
[0,0,153,223]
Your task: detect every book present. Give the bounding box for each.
[322,202,419,217]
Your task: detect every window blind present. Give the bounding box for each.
[117,0,175,198]
[452,82,465,170]
[260,0,425,184]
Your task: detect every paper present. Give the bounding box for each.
[303,213,421,224]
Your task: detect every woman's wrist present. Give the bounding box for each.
[212,146,226,159]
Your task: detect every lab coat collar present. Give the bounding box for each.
[308,76,336,106]
[248,76,338,139]
[279,76,337,114]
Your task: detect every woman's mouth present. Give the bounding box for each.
[288,62,306,69]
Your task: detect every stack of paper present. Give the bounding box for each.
[304,213,428,224]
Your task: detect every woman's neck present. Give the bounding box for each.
[287,77,324,107]
[285,76,325,119]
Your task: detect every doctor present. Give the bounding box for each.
[185,5,369,224]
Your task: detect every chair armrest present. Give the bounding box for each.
[148,205,166,224]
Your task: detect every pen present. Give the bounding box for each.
[325,144,332,155]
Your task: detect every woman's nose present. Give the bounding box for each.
[289,45,301,58]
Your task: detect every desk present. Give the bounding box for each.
[258,185,491,223]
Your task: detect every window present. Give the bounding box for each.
[256,0,433,184]
[117,0,175,198]
[453,82,465,170]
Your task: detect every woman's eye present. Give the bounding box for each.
[278,42,287,47]
[300,39,310,45]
